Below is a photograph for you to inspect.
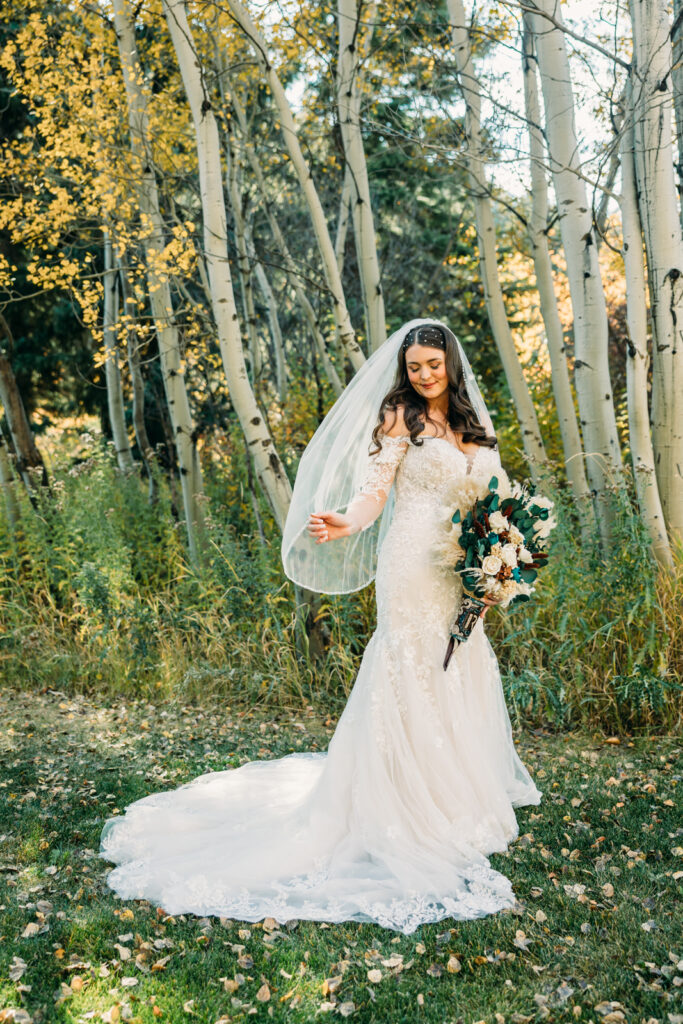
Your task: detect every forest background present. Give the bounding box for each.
[0,0,682,735]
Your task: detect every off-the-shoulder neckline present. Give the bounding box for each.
[380,433,486,462]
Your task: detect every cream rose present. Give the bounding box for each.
[488,510,509,532]
[518,546,533,564]
[499,543,518,567]
[482,554,502,575]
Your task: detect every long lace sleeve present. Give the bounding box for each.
[345,435,410,534]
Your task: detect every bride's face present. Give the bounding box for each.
[404,344,449,400]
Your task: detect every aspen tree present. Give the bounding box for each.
[521,19,591,514]
[337,0,386,352]
[161,0,293,528]
[112,0,206,560]
[618,81,672,568]
[526,0,623,542]
[671,0,683,234]
[447,0,548,479]
[102,231,134,471]
[628,0,683,541]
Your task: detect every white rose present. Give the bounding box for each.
[482,554,502,575]
[508,525,524,545]
[518,546,534,564]
[488,510,509,532]
[499,543,518,567]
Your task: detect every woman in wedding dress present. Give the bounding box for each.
[100,319,542,934]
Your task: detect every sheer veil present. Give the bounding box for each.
[281,318,494,595]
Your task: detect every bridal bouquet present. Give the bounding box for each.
[437,470,556,669]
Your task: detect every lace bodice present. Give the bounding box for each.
[355,433,502,525]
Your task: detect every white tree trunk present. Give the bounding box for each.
[671,0,683,234]
[521,20,591,513]
[226,145,263,384]
[102,231,134,471]
[337,0,386,352]
[162,0,293,529]
[112,0,205,560]
[223,0,364,371]
[252,250,288,402]
[629,0,683,542]
[619,82,673,568]
[527,0,624,541]
[335,164,353,275]
[447,0,548,479]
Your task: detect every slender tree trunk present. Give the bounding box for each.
[222,0,364,372]
[226,138,262,384]
[112,0,205,560]
[251,246,288,402]
[447,0,548,479]
[521,20,592,515]
[117,255,158,503]
[526,0,624,542]
[0,431,19,532]
[0,323,48,494]
[335,164,353,275]
[103,231,134,471]
[337,0,385,352]
[628,0,683,542]
[618,80,672,568]
[671,0,683,234]
[162,0,292,528]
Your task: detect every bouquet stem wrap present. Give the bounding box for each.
[443,591,486,670]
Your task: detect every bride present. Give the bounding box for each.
[100,318,542,934]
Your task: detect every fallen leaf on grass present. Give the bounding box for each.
[338,1002,355,1017]
[447,955,461,973]
[321,975,342,995]
[9,956,27,981]
[513,929,533,951]
[256,983,270,1002]
[367,969,382,983]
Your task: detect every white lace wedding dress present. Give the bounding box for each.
[100,435,542,933]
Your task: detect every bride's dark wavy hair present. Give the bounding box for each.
[370,323,497,454]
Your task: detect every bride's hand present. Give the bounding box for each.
[308,511,354,544]
[480,594,502,617]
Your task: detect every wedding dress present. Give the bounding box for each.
[100,433,542,934]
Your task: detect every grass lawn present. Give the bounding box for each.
[0,686,681,1024]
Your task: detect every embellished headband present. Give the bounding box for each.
[402,325,447,351]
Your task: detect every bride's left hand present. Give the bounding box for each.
[480,594,502,617]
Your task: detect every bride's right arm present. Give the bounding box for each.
[308,409,410,543]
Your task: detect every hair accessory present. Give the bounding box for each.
[402,325,447,351]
